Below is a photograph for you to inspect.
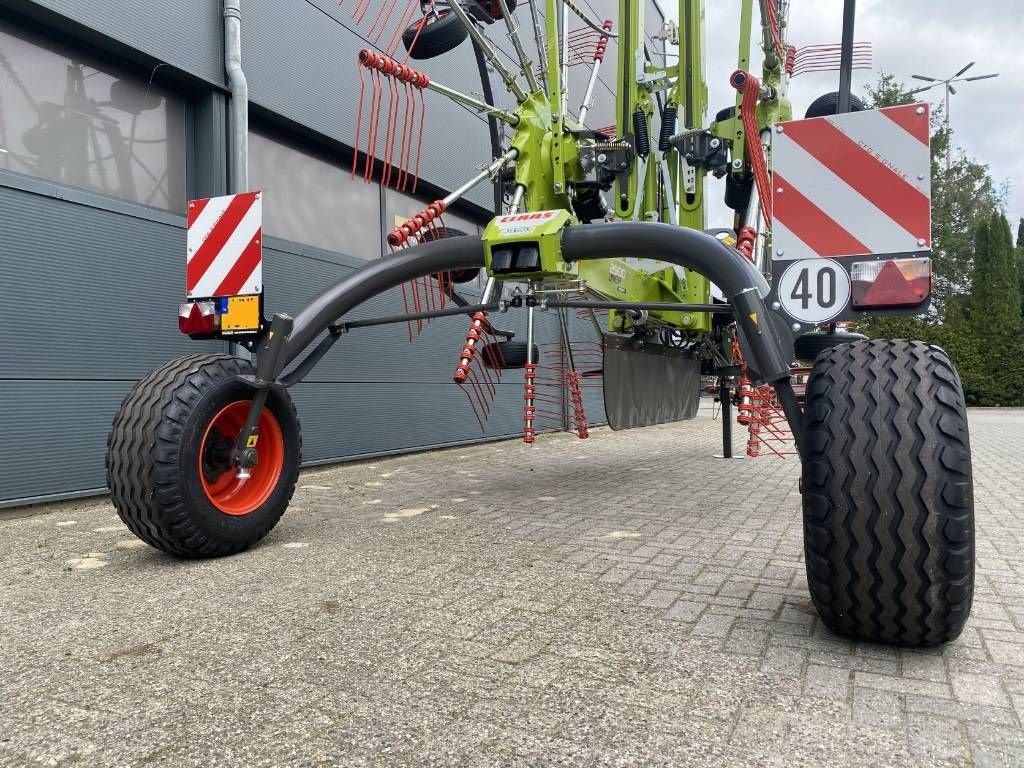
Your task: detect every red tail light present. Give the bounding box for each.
[851,257,930,308]
[178,301,218,335]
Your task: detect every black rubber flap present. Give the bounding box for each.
[603,335,701,430]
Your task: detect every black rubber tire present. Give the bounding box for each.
[402,11,469,59]
[804,91,866,119]
[793,331,867,362]
[106,354,302,558]
[802,339,974,646]
[480,340,538,369]
[419,227,480,283]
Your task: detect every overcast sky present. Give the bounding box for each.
[685,0,1024,229]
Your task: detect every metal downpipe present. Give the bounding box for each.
[224,0,248,193]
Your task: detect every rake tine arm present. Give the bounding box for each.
[493,0,539,92]
[525,0,548,93]
[577,19,612,124]
[440,148,519,207]
[426,79,520,125]
[443,0,529,103]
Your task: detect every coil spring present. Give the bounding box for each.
[632,109,650,158]
[658,104,677,152]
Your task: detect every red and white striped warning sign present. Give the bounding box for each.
[771,103,931,261]
[186,191,262,299]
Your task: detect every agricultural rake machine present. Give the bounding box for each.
[106,0,974,646]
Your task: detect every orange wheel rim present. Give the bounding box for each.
[199,401,285,516]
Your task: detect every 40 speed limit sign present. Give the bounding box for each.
[776,259,851,323]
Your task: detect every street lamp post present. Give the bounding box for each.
[909,62,999,174]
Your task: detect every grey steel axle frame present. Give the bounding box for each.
[238,223,805,459]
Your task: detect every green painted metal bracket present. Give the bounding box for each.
[580,259,712,333]
[482,209,577,279]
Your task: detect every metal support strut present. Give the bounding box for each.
[233,313,293,477]
[715,364,742,459]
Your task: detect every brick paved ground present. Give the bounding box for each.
[1,405,1021,767]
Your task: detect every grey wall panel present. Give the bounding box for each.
[21,0,224,86]
[242,0,494,209]
[0,380,132,501]
[0,185,222,380]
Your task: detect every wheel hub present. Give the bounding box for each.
[199,401,285,516]
[201,427,235,483]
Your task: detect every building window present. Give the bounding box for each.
[0,19,187,212]
[248,128,382,258]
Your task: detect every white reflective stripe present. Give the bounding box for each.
[186,196,234,264]
[189,202,262,297]
[773,131,921,253]
[772,219,821,261]
[232,261,262,296]
[825,110,930,196]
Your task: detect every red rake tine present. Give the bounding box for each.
[465,365,493,422]
[362,67,376,181]
[353,0,374,25]
[457,381,487,433]
[397,80,417,192]
[436,271,450,312]
[381,73,400,188]
[479,329,504,381]
[420,270,434,317]
[388,0,420,57]
[408,276,422,334]
[412,87,426,193]
[353,63,367,179]
[437,269,447,311]
[400,280,414,343]
[389,68,409,189]
[419,270,433,328]
[473,356,497,407]
[399,12,428,64]
[395,81,412,192]
[483,324,502,381]
[399,2,435,63]
[474,339,498,399]
[416,235,434,315]
[433,219,446,306]
[365,67,384,182]
[368,0,400,43]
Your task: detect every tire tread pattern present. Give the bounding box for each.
[801,339,974,646]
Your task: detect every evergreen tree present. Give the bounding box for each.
[970,213,1020,339]
[1017,217,1024,320]
[968,214,1022,404]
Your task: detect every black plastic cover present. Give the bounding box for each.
[602,335,701,430]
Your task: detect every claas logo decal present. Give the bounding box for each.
[497,211,556,223]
